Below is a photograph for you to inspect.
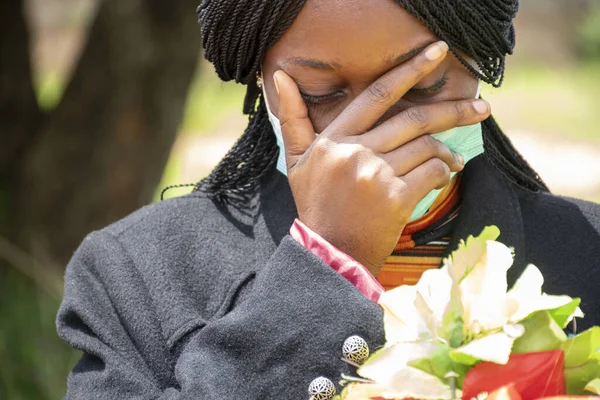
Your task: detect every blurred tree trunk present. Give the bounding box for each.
[1,0,201,269]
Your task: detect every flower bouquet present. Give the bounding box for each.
[335,227,600,400]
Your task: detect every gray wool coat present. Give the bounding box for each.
[57,155,600,399]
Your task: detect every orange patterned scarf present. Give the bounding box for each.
[376,174,462,290]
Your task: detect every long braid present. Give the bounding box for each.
[195,0,304,207]
[396,0,516,87]
[482,116,548,192]
[194,0,547,210]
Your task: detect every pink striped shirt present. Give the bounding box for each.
[290,219,384,303]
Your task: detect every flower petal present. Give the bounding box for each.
[504,264,581,326]
[451,332,515,365]
[359,342,455,399]
[460,241,514,332]
[462,351,566,400]
[584,378,600,395]
[379,286,427,342]
[339,383,405,400]
[444,226,501,285]
[415,268,453,327]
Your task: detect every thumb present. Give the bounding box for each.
[273,70,316,170]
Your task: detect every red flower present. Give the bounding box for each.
[462,351,565,400]
[482,385,598,400]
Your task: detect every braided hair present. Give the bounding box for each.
[193,0,548,209]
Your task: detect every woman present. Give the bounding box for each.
[57,0,600,399]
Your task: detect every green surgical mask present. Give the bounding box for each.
[408,122,484,221]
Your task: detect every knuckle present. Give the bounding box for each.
[437,141,454,161]
[280,115,311,136]
[366,81,394,105]
[453,101,469,121]
[334,143,362,164]
[357,164,378,184]
[430,158,451,181]
[389,180,407,202]
[419,135,441,153]
[405,107,429,130]
[406,58,430,81]
[313,139,329,156]
[391,186,411,220]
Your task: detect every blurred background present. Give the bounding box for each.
[1,0,599,398]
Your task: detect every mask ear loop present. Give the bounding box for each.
[475,79,482,99]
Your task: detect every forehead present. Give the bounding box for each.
[267,0,437,70]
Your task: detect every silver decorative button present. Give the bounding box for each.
[308,376,336,400]
[342,335,370,365]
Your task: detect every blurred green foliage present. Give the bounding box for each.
[482,62,600,143]
[0,269,79,399]
[578,4,600,60]
[180,64,247,134]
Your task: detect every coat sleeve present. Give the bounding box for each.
[57,231,384,399]
[57,230,184,398]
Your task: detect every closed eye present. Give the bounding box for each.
[407,74,448,97]
[299,91,345,105]
[300,75,448,106]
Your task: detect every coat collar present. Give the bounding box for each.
[445,155,527,275]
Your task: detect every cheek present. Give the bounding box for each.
[309,105,345,133]
[445,55,480,100]
[449,69,480,100]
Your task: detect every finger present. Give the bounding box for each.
[326,41,449,137]
[273,70,317,170]
[402,158,453,205]
[360,99,490,153]
[383,135,464,176]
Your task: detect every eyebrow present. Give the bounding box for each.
[385,40,437,65]
[283,40,437,71]
[283,57,340,70]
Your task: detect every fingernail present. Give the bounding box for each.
[473,99,489,114]
[425,42,448,61]
[456,153,465,167]
[273,71,281,94]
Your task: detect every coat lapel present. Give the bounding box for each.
[446,156,528,282]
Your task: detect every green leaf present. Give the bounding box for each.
[449,349,480,366]
[561,327,600,394]
[445,226,501,284]
[512,311,567,353]
[478,225,502,242]
[548,298,581,328]
[408,342,469,388]
[565,352,600,395]
[560,327,600,368]
[584,378,600,395]
[447,318,465,349]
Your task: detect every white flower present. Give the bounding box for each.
[454,240,514,333]
[379,267,452,343]
[358,342,457,399]
[364,226,582,397]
